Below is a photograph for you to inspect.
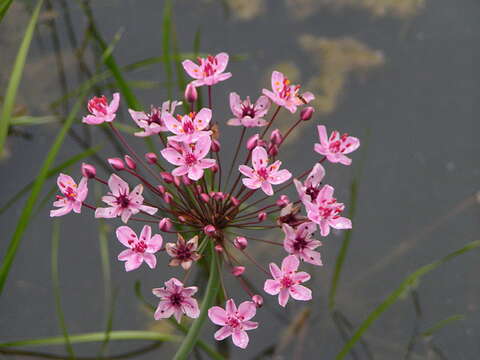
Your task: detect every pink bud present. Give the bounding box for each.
[196,185,203,192]
[173,176,181,187]
[232,266,245,277]
[182,175,192,186]
[145,152,158,164]
[159,218,172,231]
[160,172,174,184]
[270,129,282,145]
[178,215,187,223]
[184,82,198,103]
[81,163,96,179]
[233,236,248,250]
[300,106,314,121]
[268,145,278,157]
[211,163,219,173]
[200,193,210,203]
[213,192,224,201]
[124,155,136,170]
[276,195,290,208]
[257,139,267,148]
[246,134,260,151]
[258,212,267,222]
[252,294,264,307]
[108,157,125,171]
[231,196,240,206]
[157,185,166,194]
[214,244,224,253]
[211,140,221,152]
[163,192,173,204]
[203,224,216,236]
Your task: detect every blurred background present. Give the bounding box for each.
[1,0,480,359]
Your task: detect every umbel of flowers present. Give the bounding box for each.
[50,52,359,351]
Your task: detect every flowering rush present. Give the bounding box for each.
[50,51,359,354]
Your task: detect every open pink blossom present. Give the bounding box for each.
[153,278,199,323]
[182,53,232,87]
[294,163,325,204]
[262,71,314,113]
[208,299,258,349]
[227,92,270,128]
[165,234,201,270]
[95,174,158,223]
[50,174,88,217]
[239,146,291,196]
[305,184,352,236]
[283,223,323,266]
[160,136,216,181]
[129,100,181,137]
[82,93,120,125]
[116,225,162,271]
[264,255,312,307]
[314,125,360,166]
[163,108,212,143]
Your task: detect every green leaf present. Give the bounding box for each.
[173,243,221,360]
[0,0,14,23]
[10,115,58,126]
[162,0,174,99]
[0,84,90,295]
[420,314,464,338]
[0,0,44,158]
[0,331,180,348]
[336,240,480,360]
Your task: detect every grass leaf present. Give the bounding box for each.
[420,314,465,338]
[10,115,58,126]
[0,0,14,23]
[162,0,174,99]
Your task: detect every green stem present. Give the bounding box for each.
[173,243,220,360]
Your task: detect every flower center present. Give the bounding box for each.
[170,293,184,307]
[241,104,256,118]
[226,315,241,329]
[318,198,343,219]
[305,186,319,201]
[175,246,192,260]
[131,240,147,253]
[117,194,130,208]
[64,186,77,200]
[87,96,108,115]
[293,236,308,251]
[184,153,197,165]
[202,55,217,77]
[257,167,269,180]
[182,118,195,134]
[280,276,294,288]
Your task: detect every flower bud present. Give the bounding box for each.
[160,172,174,184]
[184,82,198,103]
[268,145,279,157]
[159,218,172,232]
[157,185,166,194]
[232,266,245,277]
[203,224,216,236]
[173,176,181,187]
[270,129,282,145]
[233,236,248,250]
[182,175,192,186]
[214,244,224,253]
[276,195,290,208]
[196,185,203,192]
[300,106,314,121]
[213,192,224,201]
[81,163,96,179]
[252,294,263,308]
[108,157,124,171]
[231,196,240,207]
[258,212,267,222]
[163,192,173,204]
[145,152,158,164]
[178,215,187,223]
[246,134,260,151]
[211,139,221,152]
[200,193,210,203]
[124,155,136,170]
[211,163,219,173]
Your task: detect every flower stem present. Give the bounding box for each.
[172,242,220,360]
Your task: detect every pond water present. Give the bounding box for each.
[1,0,480,359]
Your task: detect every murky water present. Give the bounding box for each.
[1,0,480,359]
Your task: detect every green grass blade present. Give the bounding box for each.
[173,243,221,360]
[162,0,174,99]
[0,145,101,215]
[51,220,75,359]
[0,0,14,24]
[420,314,464,338]
[0,85,89,295]
[0,0,44,157]
[10,115,58,126]
[0,331,180,348]
[336,240,480,360]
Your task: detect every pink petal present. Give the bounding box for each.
[308,163,325,187]
[293,271,311,283]
[319,220,331,237]
[193,135,212,159]
[281,255,299,273]
[278,288,290,307]
[82,115,105,125]
[215,52,229,73]
[303,248,323,266]
[269,263,282,279]
[317,125,328,145]
[289,284,312,301]
[237,301,256,321]
[242,321,259,331]
[242,178,261,190]
[301,91,315,103]
[225,299,237,315]
[214,326,232,341]
[232,330,249,349]
[215,72,232,82]
[95,206,117,219]
[108,92,120,113]
[269,169,292,185]
[152,287,170,298]
[188,165,204,181]
[118,249,134,260]
[318,185,335,201]
[338,154,352,166]
[330,216,352,230]
[271,71,284,94]
[181,297,200,319]
[163,112,183,135]
[314,143,328,156]
[227,118,242,126]
[116,226,137,247]
[172,165,189,177]
[161,147,184,166]
[229,92,242,117]
[154,300,175,320]
[208,306,228,325]
[239,165,254,178]
[147,234,163,253]
[173,309,184,323]
[140,204,158,215]
[139,225,151,242]
[343,136,360,154]
[193,108,212,130]
[143,253,157,269]
[125,254,143,271]
[182,60,202,79]
[254,95,270,115]
[261,181,273,196]
[252,146,268,171]
[264,279,281,295]
[50,204,73,217]
[120,209,133,223]
[181,286,198,297]
[198,158,216,169]
[108,174,129,197]
[128,109,147,127]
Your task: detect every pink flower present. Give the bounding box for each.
[208,299,258,349]
[282,223,323,266]
[264,255,312,307]
[314,125,360,166]
[129,101,181,137]
[294,163,325,204]
[239,146,292,196]
[116,225,163,271]
[262,71,314,113]
[182,53,232,87]
[160,136,216,181]
[82,93,120,125]
[50,174,88,217]
[305,184,352,236]
[95,174,158,223]
[163,108,212,143]
[152,278,200,323]
[227,92,270,128]
[165,234,201,270]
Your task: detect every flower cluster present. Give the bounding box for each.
[50,52,359,350]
